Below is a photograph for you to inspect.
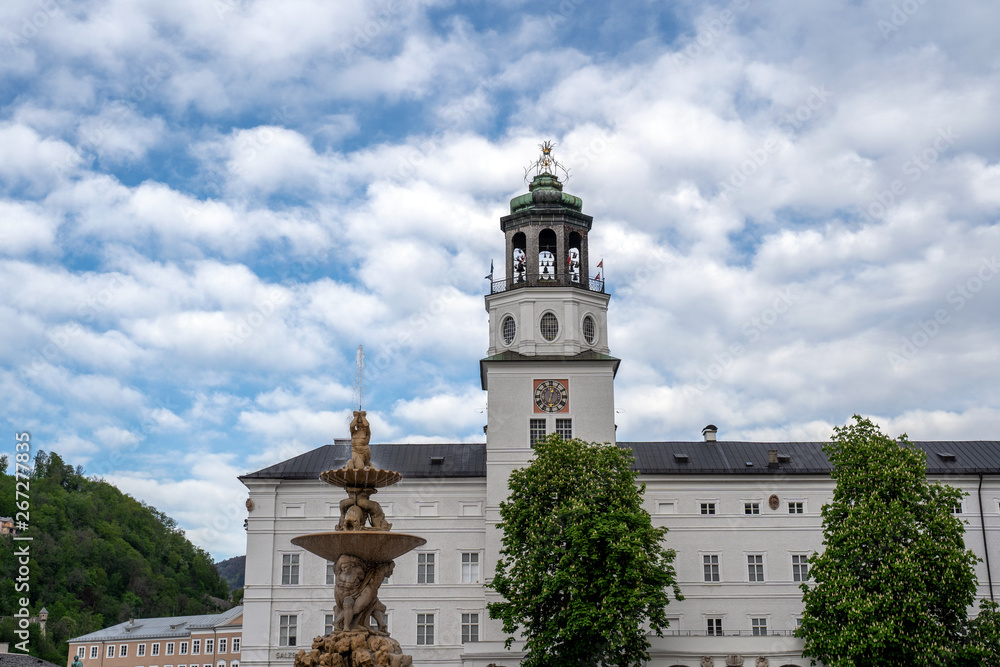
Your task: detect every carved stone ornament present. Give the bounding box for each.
[245,498,255,512]
[700,658,713,667]
[768,494,779,510]
[726,655,744,667]
[755,657,769,667]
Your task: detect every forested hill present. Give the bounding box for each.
[0,451,231,665]
[215,555,246,591]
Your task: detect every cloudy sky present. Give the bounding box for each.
[4,0,999,560]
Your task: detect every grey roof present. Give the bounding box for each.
[241,441,1000,481]
[240,444,487,480]
[68,606,242,643]
[480,351,621,388]
[0,655,63,667]
[628,441,1000,475]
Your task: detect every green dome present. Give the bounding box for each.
[510,173,583,213]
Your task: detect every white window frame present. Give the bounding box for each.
[529,418,547,446]
[417,552,436,584]
[281,552,301,585]
[278,614,298,647]
[460,611,481,644]
[745,553,766,583]
[120,645,128,658]
[324,613,335,636]
[787,499,806,514]
[192,639,201,655]
[701,552,721,583]
[461,551,481,584]
[231,639,239,654]
[459,501,482,516]
[138,644,146,657]
[91,647,99,659]
[180,642,189,656]
[416,612,436,646]
[108,646,116,658]
[705,616,724,637]
[216,640,225,655]
[750,616,770,636]
[415,502,438,517]
[743,500,761,515]
[791,553,810,582]
[166,643,175,656]
[151,643,160,657]
[282,502,305,517]
[204,640,213,655]
[655,499,677,514]
[698,500,718,515]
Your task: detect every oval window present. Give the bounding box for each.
[540,312,559,341]
[501,315,516,345]
[582,315,596,345]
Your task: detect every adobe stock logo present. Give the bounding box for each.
[689,286,801,393]
[887,255,999,370]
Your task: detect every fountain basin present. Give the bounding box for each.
[320,468,402,488]
[292,531,426,563]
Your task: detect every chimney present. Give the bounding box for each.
[701,424,718,442]
[768,449,779,468]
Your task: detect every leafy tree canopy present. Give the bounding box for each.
[798,416,989,666]
[488,435,682,667]
[0,451,231,665]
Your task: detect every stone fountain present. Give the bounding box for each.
[292,410,426,667]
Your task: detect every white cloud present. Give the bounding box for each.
[0,200,59,255]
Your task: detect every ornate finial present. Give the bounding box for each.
[353,345,365,411]
[524,140,570,186]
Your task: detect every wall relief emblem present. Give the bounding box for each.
[768,494,779,510]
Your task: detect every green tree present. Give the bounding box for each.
[0,450,231,664]
[488,435,682,667]
[956,599,1000,666]
[798,416,980,666]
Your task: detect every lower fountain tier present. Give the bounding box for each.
[292,531,426,563]
[320,468,402,488]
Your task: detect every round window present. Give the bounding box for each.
[582,315,596,345]
[501,315,516,345]
[540,312,559,341]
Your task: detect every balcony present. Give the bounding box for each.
[489,272,605,295]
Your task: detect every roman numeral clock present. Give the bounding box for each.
[533,379,569,413]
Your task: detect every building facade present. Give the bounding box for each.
[239,153,1000,667]
[67,607,243,667]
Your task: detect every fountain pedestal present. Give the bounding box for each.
[291,411,425,667]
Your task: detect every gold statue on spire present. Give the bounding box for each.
[525,140,570,185]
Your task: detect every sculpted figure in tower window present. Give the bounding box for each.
[513,248,526,284]
[568,248,580,283]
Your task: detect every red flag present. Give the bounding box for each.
[595,272,601,281]
[597,259,603,268]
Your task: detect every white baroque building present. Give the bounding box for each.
[239,159,1000,667]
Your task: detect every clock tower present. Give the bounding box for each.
[481,142,620,591]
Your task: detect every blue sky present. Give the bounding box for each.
[3,0,1000,560]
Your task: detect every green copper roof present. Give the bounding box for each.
[510,173,584,213]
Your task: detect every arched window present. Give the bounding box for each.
[538,229,556,278]
[512,232,526,284]
[568,232,582,283]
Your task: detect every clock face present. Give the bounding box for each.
[534,379,568,413]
